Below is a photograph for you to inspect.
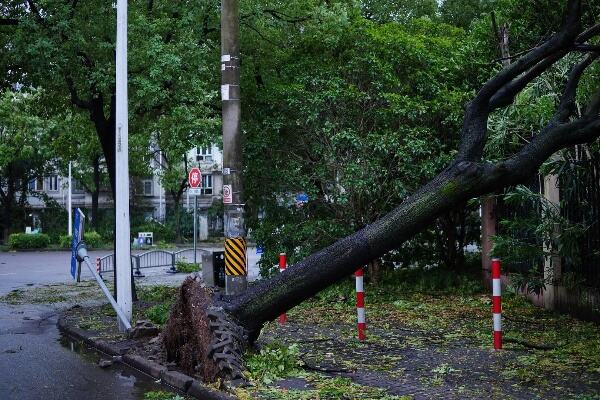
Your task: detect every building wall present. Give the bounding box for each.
[25,144,224,231]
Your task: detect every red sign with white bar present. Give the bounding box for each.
[188,167,202,188]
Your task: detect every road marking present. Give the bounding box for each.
[0,273,17,276]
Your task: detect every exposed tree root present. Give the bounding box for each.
[162,276,249,382]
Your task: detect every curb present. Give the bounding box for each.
[57,316,235,400]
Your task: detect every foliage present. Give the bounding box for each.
[492,185,588,294]
[137,285,178,303]
[0,89,56,236]
[175,260,200,273]
[243,3,479,275]
[58,235,72,248]
[59,231,103,249]
[8,233,50,249]
[245,342,302,384]
[145,303,172,326]
[37,198,68,243]
[138,285,178,325]
[143,391,185,400]
[132,221,176,243]
[84,231,103,249]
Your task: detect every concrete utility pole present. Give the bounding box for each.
[115,0,132,329]
[221,0,247,295]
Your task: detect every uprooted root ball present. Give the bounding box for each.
[162,277,248,382]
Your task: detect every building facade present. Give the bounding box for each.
[25,144,224,239]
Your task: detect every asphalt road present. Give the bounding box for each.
[0,246,262,399]
[0,246,262,296]
[0,303,164,400]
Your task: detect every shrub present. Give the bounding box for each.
[8,233,50,249]
[59,235,72,248]
[145,303,172,325]
[84,231,103,249]
[58,231,103,249]
[175,260,200,273]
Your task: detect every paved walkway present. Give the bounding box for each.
[260,322,600,399]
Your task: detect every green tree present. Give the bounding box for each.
[0,89,55,238]
[240,3,480,274]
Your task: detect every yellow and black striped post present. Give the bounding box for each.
[225,237,247,276]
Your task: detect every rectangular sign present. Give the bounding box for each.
[221,84,230,101]
[70,208,84,279]
[223,184,233,204]
[189,188,202,196]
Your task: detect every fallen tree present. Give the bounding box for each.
[163,0,600,383]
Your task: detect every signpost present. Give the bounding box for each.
[188,167,202,263]
[69,209,131,331]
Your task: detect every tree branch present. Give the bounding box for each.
[26,0,46,26]
[457,0,582,162]
[554,54,598,122]
[489,50,568,110]
[262,9,311,23]
[0,19,19,26]
[576,23,600,43]
[65,76,91,109]
[573,44,600,53]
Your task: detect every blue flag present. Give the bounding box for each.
[70,209,84,279]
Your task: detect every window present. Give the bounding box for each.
[201,174,212,195]
[196,146,213,162]
[28,177,44,191]
[72,180,86,193]
[141,179,153,196]
[47,176,59,192]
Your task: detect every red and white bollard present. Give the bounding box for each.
[279,253,287,324]
[492,258,502,350]
[355,267,366,341]
[96,257,102,278]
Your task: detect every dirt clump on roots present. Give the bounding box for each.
[162,277,220,381]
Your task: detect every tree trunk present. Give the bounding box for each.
[170,191,182,243]
[163,1,599,383]
[91,155,101,231]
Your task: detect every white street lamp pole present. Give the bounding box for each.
[68,162,72,236]
[115,0,132,329]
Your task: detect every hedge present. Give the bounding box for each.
[9,233,51,249]
[59,231,103,249]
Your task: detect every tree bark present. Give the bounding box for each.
[91,155,101,231]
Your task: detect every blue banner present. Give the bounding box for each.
[70,209,84,279]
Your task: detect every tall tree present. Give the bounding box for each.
[0,89,55,238]
[164,0,600,383]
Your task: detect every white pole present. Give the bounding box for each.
[68,162,72,236]
[193,195,197,263]
[115,0,132,330]
[158,151,163,221]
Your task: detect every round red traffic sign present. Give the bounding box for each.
[188,167,202,188]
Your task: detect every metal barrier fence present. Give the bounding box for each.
[97,249,208,277]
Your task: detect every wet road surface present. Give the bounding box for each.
[0,303,164,400]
